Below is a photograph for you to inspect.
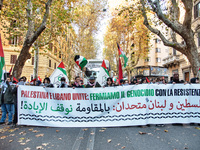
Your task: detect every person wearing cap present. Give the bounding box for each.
[58,77,68,88]
[86,76,101,88]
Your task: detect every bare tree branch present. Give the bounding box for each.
[140,0,186,53]
[181,0,193,29]
[147,0,183,35]
[29,0,53,44]
[26,0,34,41]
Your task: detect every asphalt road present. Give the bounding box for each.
[0,123,200,150]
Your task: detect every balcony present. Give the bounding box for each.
[162,55,180,67]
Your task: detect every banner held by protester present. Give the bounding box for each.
[18,84,200,127]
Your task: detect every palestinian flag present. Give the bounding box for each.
[117,43,128,68]
[0,35,5,81]
[50,62,69,87]
[96,60,109,86]
[74,55,88,70]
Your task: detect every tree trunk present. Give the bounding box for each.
[33,42,39,80]
[12,0,52,79]
[12,43,31,79]
[186,45,200,77]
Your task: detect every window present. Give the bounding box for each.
[194,2,200,19]
[10,55,17,64]
[198,32,200,47]
[155,38,161,44]
[49,59,51,67]
[9,35,19,46]
[145,57,150,62]
[32,57,34,65]
[156,48,161,53]
[54,46,57,54]
[54,63,56,69]
[49,43,53,51]
[59,51,62,58]
[156,57,161,63]
[173,49,177,55]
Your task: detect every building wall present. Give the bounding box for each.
[0,24,78,82]
[163,0,200,82]
[135,35,168,68]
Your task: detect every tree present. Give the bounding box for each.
[140,0,199,76]
[73,0,106,59]
[1,0,78,79]
[1,0,53,79]
[103,5,150,80]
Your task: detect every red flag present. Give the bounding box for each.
[30,78,36,82]
[13,77,18,83]
[9,65,13,75]
[101,60,107,69]
[146,77,150,83]
[118,58,123,85]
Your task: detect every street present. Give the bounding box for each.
[0,124,200,150]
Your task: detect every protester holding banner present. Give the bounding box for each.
[86,76,101,88]
[104,77,114,87]
[169,72,181,84]
[141,78,147,84]
[190,77,199,84]
[130,78,138,85]
[150,78,157,84]
[0,77,14,125]
[35,80,42,86]
[58,77,68,88]
[120,79,125,86]
[72,76,83,88]
[41,77,54,88]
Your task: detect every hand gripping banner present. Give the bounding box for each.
[18,84,200,127]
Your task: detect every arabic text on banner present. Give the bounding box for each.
[18,84,200,127]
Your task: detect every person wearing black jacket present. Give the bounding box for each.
[72,76,83,88]
[169,72,181,84]
[0,77,14,125]
[190,77,199,84]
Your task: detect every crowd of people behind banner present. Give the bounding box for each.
[0,72,199,127]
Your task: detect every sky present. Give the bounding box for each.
[95,0,124,60]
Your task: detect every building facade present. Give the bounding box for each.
[162,0,200,82]
[0,24,80,82]
[133,35,169,81]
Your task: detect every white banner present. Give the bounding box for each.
[18,84,200,127]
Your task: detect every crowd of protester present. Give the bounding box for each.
[0,72,199,127]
